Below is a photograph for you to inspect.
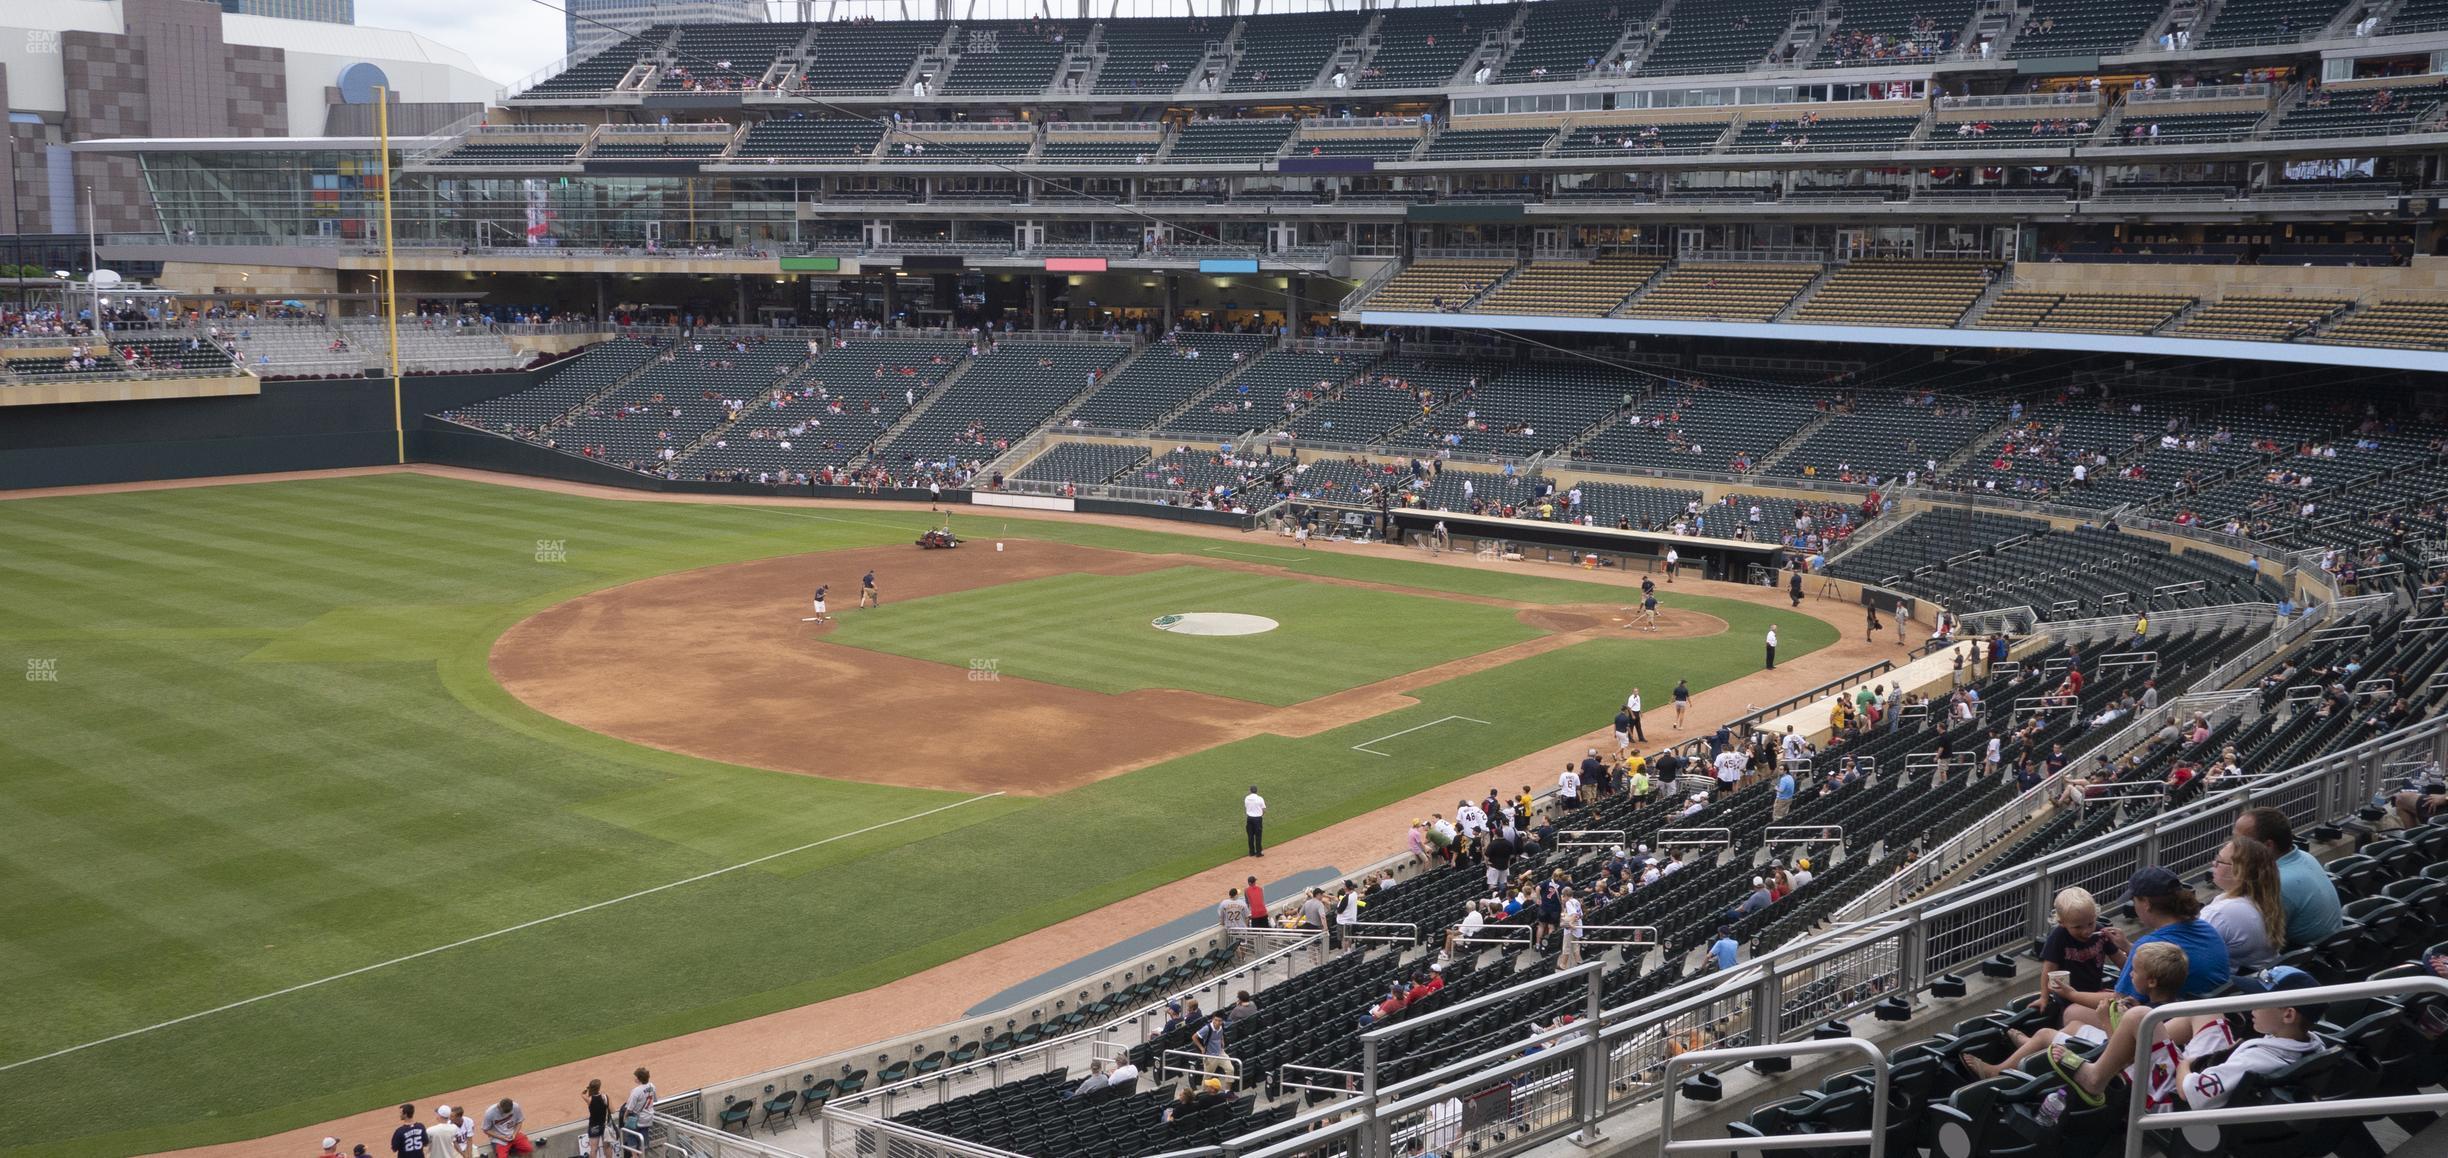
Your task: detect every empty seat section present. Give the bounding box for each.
[1501,0,1650,81]
[1167,118,1294,161]
[1471,255,1666,316]
[2200,0,2347,43]
[800,22,948,93]
[1578,388,1817,472]
[1814,0,1978,66]
[2008,2,2157,55]
[1364,260,1516,312]
[1093,17,1219,94]
[1556,120,1729,154]
[2169,295,2353,341]
[1225,11,1366,91]
[1728,114,1922,151]
[1010,441,1148,484]
[1919,115,2096,147]
[1288,355,1471,443]
[1768,396,1994,481]
[735,117,885,160]
[1972,291,2191,334]
[879,130,1033,163]
[680,339,966,477]
[2312,300,2448,351]
[1068,333,1274,430]
[1624,263,1821,322]
[1286,132,1420,159]
[447,337,662,436]
[518,34,652,99]
[1642,0,1795,74]
[426,142,582,166]
[657,24,808,89]
[1163,348,1378,438]
[939,23,1074,94]
[1422,126,1555,159]
[1392,362,1629,459]
[1789,259,1995,327]
[2104,109,2265,144]
[2269,82,2448,137]
[1354,7,1483,88]
[875,342,1127,468]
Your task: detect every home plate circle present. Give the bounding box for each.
[1151,613,1279,636]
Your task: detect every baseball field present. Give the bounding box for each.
[0,470,1834,1157]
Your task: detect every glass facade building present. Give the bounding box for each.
[218,0,357,24]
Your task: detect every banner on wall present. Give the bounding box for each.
[523,179,553,246]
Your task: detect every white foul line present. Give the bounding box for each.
[1201,546,1297,564]
[0,790,1007,1074]
[1351,715,1491,756]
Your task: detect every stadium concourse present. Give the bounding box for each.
[128,462,1909,1158]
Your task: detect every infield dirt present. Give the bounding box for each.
[490,539,1724,795]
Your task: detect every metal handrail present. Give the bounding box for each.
[2121,976,2448,1158]
[1660,1038,1890,1156]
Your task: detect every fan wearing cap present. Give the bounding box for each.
[1966,939,2189,1084]
[1731,876,1773,919]
[2066,866,2232,1036]
[425,1107,462,1158]
[2176,965,2330,1110]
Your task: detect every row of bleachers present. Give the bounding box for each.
[2201,0,2347,42]
[1355,7,1483,88]
[1422,126,1556,159]
[1787,259,1995,327]
[1503,0,1651,81]
[2311,299,2448,351]
[2102,109,2266,145]
[1470,255,1667,317]
[1362,259,1514,313]
[658,23,808,89]
[1392,361,1630,459]
[441,337,663,435]
[1162,347,1379,439]
[681,339,968,477]
[1555,120,1731,154]
[2170,295,2355,342]
[1124,448,1294,500]
[1972,290,2193,334]
[2269,81,2448,138]
[1767,395,1994,482]
[1727,114,1923,152]
[1068,332,1274,430]
[1287,133,1420,160]
[877,341,1128,470]
[1624,263,1822,322]
[1224,11,1364,91]
[1166,118,1295,161]
[2006,1,2158,55]
[1287,354,1476,443]
[1640,0,1795,74]
[1010,441,1149,485]
[734,117,886,160]
[801,22,950,94]
[939,23,1075,95]
[555,336,807,468]
[1094,18,1219,94]
[520,32,655,98]
[1577,386,1819,473]
[426,143,583,166]
[1918,115,2094,148]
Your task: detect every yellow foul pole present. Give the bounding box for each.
[375,86,404,463]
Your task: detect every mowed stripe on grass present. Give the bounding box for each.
[0,472,1832,1157]
[822,565,1544,705]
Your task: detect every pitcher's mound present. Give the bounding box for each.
[1152,612,1279,636]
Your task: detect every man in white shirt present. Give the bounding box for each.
[1789,858,1815,890]
[426,1109,462,1158]
[1456,800,1487,842]
[1105,1059,1140,1093]
[1244,786,1266,857]
[1780,727,1812,764]
[1765,625,1779,670]
[1665,547,1680,581]
[1556,765,1581,804]
[1714,747,1748,792]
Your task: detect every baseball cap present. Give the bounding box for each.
[2258,964,2331,1021]
[434,1107,450,1119]
[1752,876,1766,887]
[322,1140,339,1153]
[2116,866,2187,904]
[1798,858,1811,870]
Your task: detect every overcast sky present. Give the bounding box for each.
[356,0,564,84]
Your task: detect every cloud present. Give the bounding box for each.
[357,0,569,86]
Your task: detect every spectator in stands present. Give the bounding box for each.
[1227,990,1260,1024]
[1732,875,1774,918]
[2204,836,2285,971]
[1710,925,1740,970]
[1218,887,1250,948]
[1194,1012,1229,1072]
[1106,1058,1140,1093]
[1968,940,2189,1089]
[2233,807,2342,945]
[479,1098,525,1158]
[1067,1059,1112,1099]
[2067,866,2230,1037]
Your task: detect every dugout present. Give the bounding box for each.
[1379,507,1788,580]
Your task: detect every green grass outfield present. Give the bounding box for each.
[0,472,1834,1157]
[824,565,1545,704]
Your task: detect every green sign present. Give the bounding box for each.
[778,256,843,273]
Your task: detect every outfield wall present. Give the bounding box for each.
[0,372,540,490]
